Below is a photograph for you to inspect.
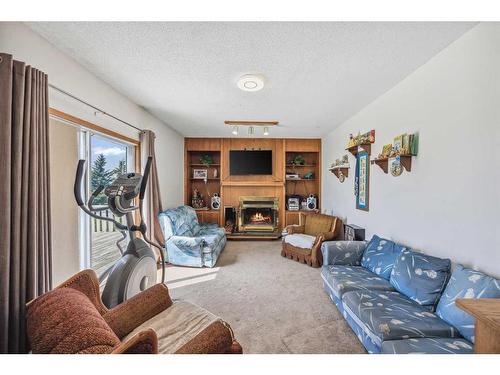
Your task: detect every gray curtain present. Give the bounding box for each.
[140,130,165,247]
[0,53,52,353]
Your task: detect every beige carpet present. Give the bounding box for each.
[164,240,366,354]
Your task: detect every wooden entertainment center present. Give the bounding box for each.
[184,138,321,237]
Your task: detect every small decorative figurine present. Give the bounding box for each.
[191,188,206,209]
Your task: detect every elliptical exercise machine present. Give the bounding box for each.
[74,156,165,308]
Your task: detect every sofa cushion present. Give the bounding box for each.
[26,288,120,354]
[360,235,406,280]
[381,337,473,354]
[284,233,316,249]
[123,300,231,354]
[342,290,458,348]
[390,249,451,309]
[321,265,395,300]
[436,265,500,343]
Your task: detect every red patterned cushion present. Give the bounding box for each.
[26,288,120,353]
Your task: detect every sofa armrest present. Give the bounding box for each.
[104,284,173,339]
[321,240,367,266]
[112,329,158,354]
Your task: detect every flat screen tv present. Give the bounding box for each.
[230,150,273,175]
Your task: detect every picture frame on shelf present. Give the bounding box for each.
[193,169,208,179]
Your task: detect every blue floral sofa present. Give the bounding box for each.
[158,206,226,267]
[321,235,500,354]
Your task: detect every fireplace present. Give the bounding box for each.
[238,197,279,232]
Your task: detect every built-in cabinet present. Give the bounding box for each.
[184,138,321,230]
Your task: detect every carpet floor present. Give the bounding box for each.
[165,240,366,354]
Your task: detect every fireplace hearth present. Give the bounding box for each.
[238,197,279,232]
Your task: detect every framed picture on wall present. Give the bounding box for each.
[356,150,370,211]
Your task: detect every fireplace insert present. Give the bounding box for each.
[238,197,278,232]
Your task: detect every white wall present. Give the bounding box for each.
[0,22,184,284]
[322,23,500,278]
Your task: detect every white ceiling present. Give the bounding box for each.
[28,22,475,138]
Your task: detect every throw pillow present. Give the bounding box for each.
[361,235,405,280]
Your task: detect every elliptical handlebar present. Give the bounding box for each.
[74,159,128,231]
[74,159,86,207]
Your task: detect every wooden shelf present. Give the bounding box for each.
[190,178,220,181]
[329,166,349,179]
[222,180,284,187]
[346,143,371,156]
[371,155,412,174]
[189,163,220,167]
[286,179,316,182]
[285,164,317,167]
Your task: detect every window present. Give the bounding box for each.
[80,131,137,278]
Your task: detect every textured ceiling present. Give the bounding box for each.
[28,22,475,137]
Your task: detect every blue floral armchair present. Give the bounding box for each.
[158,206,226,267]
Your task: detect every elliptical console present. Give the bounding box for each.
[74,156,165,308]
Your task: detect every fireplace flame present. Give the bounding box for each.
[249,212,271,224]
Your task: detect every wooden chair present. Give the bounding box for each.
[281,213,342,267]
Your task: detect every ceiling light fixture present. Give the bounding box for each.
[237,74,265,92]
[225,120,278,136]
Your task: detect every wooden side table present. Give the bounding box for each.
[456,299,500,354]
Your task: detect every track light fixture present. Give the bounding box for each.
[225,120,278,137]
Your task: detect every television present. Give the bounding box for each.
[230,150,273,175]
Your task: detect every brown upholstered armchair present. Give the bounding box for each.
[26,269,242,354]
[281,213,341,267]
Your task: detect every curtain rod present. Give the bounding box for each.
[48,83,143,132]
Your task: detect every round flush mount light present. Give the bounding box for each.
[237,74,265,92]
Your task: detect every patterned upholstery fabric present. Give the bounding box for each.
[381,337,473,354]
[321,265,395,300]
[360,235,406,280]
[390,249,451,309]
[26,288,120,353]
[342,290,458,351]
[321,240,367,266]
[436,265,500,343]
[159,206,226,267]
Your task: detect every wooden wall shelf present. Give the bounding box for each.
[371,155,412,174]
[329,166,349,179]
[346,143,371,156]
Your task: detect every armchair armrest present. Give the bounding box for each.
[104,283,173,339]
[112,329,158,354]
[285,225,305,234]
[321,240,367,266]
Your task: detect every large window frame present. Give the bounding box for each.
[48,108,141,272]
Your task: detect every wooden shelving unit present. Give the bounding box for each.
[185,138,321,230]
[371,155,412,174]
[285,148,321,226]
[185,142,222,224]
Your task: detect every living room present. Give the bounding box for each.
[1,1,499,373]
